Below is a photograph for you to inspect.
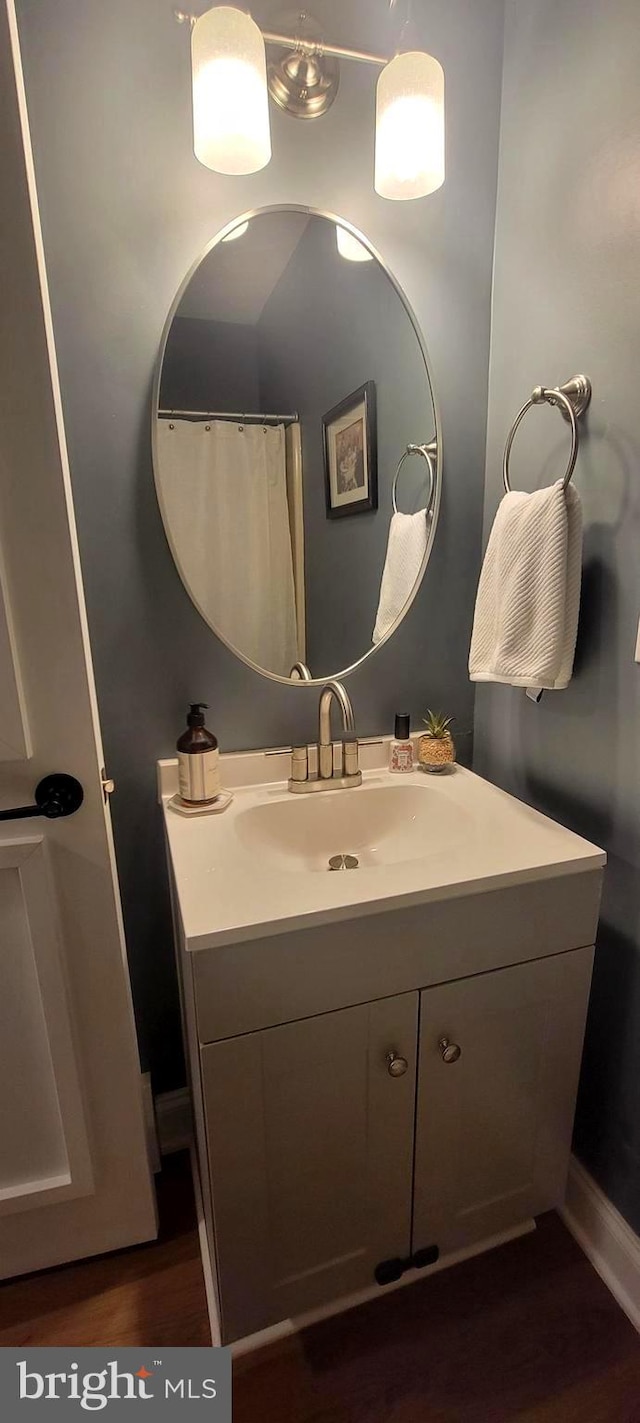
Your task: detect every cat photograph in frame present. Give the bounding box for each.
[323,381,378,518]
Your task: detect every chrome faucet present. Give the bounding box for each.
[318,681,355,779]
[288,681,361,793]
[319,680,355,742]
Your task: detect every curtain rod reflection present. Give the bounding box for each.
[158,408,299,426]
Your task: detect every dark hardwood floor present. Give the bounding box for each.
[0,1153,210,1350]
[1,1153,639,1421]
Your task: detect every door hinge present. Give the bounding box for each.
[374,1245,439,1287]
[101,768,115,800]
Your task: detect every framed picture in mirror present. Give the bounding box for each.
[323,381,377,518]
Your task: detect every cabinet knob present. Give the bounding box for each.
[386,1050,408,1078]
[438,1036,462,1063]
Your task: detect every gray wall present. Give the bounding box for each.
[258,216,434,676]
[16,0,504,1092]
[160,317,260,412]
[474,0,640,1231]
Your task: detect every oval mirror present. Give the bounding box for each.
[153,207,440,684]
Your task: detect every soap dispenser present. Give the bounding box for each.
[177,704,220,805]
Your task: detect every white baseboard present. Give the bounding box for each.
[562,1155,640,1334]
[155,1087,192,1156]
[141,1071,161,1174]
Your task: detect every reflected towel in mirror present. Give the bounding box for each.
[373,510,427,644]
[469,480,582,690]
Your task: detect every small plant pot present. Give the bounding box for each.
[418,732,456,773]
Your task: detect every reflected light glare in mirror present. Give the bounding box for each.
[375,51,445,200]
[222,221,250,242]
[191,7,272,175]
[336,226,374,262]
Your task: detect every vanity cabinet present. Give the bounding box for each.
[163,748,605,1347]
[200,993,417,1342]
[196,943,594,1343]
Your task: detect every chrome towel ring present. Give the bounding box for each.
[503,374,591,495]
[392,440,438,515]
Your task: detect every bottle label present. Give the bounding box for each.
[178,749,221,803]
[390,741,414,773]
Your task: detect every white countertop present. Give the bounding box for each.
[159,742,605,953]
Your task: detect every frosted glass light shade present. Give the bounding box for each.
[191,7,271,175]
[375,51,445,201]
[336,225,373,262]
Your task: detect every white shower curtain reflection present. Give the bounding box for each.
[157,419,299,675]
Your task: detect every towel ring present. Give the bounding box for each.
[392,441,437,515]
[503,374,591,495]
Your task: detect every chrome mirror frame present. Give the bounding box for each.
[151,203,442,687]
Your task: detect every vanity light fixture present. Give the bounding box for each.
[176,8,445,201]
[335,225,373,262]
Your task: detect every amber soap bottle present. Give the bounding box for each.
[177,703,220,805]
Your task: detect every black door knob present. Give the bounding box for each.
[34,774,84,819]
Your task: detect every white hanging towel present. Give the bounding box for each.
[469,480,582,690]
[373,510,427,644]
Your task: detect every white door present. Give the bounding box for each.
[0,0,157,1278]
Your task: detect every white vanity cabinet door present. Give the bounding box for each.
[201,992,418,1342]
[412,946,594,1257]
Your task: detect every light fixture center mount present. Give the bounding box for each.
[266,11,339,119]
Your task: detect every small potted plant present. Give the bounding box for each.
[418,710,456,773]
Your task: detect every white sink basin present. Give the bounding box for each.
[234,782,473,873]
[160,741,606,951]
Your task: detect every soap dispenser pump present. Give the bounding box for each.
[177,703,220,805]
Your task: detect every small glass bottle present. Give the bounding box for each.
[389,713,414,773]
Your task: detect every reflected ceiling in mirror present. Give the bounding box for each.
[153,207,440,683]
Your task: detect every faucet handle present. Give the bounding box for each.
[290,745,308,783]
[342,731,360,779]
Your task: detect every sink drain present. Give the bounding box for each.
[328,854,359,871]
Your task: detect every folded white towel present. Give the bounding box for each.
[373,510,427,644]
[469,480,583,690]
